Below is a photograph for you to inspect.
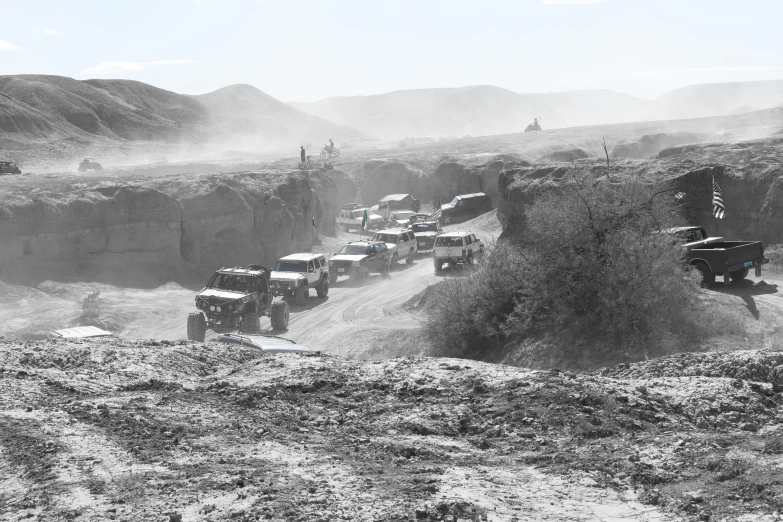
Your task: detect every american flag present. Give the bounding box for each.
[712,178,725,219]
[431,198,443,220]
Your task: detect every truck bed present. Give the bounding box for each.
[688,241,766,273]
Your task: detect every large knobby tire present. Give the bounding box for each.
[466,253,474,267]
[332,149,341,158]
[729,267,749,281]
[186,312,206,342]
[693,262,715,288]
[240,311,260,334]
[406,249,414,264]
[412,200,421,212]
[320,150,327,158]
[442,214,451,225]
[295,286,309,306]
[434,259,443,273]
[316,277,329,298]
[270,301,290,330]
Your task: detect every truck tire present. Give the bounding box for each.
[412,200,421,212]
[693,262,715,288]
[466,252,474,266]
[270,301,290,330]
[186,312,206,342]
[295,286,309,306]
[729,267,749,281]
[316,277,329,297]
[240,311,260,334]
[434,259,443,272]
[406,249,414,264]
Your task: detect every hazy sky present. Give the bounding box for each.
[1,0,781,102]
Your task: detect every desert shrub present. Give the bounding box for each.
[426,173,738,366]
[80,291,104,326]
[764,244,783,268]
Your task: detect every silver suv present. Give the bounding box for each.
[371,229,418,267]
[269,253,329,306]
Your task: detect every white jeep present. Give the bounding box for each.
[371,229,418,267]
[433,231,482,272]
[269,253,330,306]
[337,208,385,232]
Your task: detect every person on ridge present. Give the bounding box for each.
[300,145,306,166]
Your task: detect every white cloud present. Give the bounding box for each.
[631,66,778,78]
[42,29,59,36]
[0,40,20,51]
[82,59,198,75]
[542,0,613,4]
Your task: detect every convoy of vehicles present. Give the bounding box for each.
[438,193,493,225]
[371,229,418,266]
[269,253,330,305]
[668,226,768,287]
[433,231,483,272]
[328,240,392,284]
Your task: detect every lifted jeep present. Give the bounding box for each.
[187,265,289,342]
[269,253,330,306]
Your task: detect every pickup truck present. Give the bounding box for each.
[669,226,769,287]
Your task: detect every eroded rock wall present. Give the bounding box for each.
[0,170,337,277]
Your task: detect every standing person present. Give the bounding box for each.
[300,145,306,166]
[328,139,334,154]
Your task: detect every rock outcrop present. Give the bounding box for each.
[0,170,337,279]
[611,132,701,159]
[359,161,432,208]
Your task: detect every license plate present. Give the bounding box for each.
[337,268,345,273]
[418,242,426,246]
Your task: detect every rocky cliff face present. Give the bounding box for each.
[497,138,783,245]
[0,170,337,281]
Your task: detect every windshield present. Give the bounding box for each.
[450,197,461,206]
[207,273,252,292]
[435,236,464,247]
[338,244,371,255]
[273,260,307,272]
[372,233,398,244]
[393,212,415,220]
[411,223,438,232]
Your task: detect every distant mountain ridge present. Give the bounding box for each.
[0,75,363,148]
[291,80,783,139]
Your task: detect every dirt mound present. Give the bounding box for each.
[1,338,781,520]
[537,147,591,162]
[611,132,701,159]
[324,169,359,211]
[359,161,432,208]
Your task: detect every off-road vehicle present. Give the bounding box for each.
[187,265,289,342]
[371,229,417,267]
[328,240,392,284]
[438,193,492,225]
[269,253,330,306]
[78,158,103,172]
[0,161,21,175]
[337,207,386,232]
[377,193,421,212]
[667,226,769,287]
[410,220,442,251]
[433,231,483,272]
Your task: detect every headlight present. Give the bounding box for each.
[210,305,216,312]
[216,306,222,312]
[352,261,361,267]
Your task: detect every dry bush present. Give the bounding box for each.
[426,173,744,366]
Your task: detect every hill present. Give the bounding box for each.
[193,83,366,145]
[291,79,783,139]
[0,75,209,143]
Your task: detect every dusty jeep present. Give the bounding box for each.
[0,161,21,175]
[187,265,289,341]
[269,253,330,306]
[78,158,103,172]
